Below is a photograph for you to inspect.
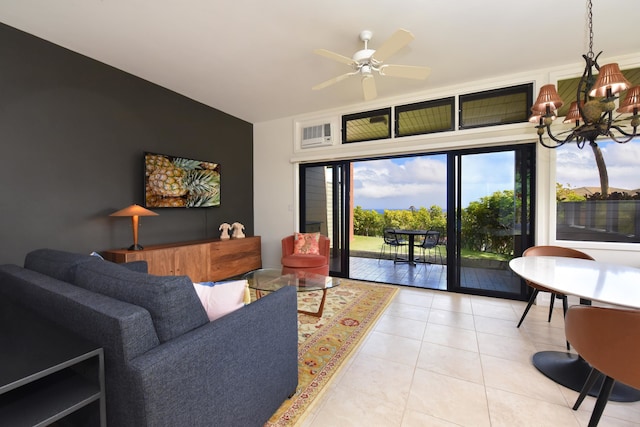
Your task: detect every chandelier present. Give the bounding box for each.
[531,0,640,149]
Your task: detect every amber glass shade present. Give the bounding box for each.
[617,86,640,114]
[589,63,631,97]
[563,101,584,124]
[532,84,564,112]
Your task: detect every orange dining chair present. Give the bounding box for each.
[517,245,595,328]
[281,234,330,275]
[565,305,640,427]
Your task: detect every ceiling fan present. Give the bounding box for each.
[312,29,431,101]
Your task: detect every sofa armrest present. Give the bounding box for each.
[128,285,298,427]
[0,264,159,361]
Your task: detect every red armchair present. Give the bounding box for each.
[281,234,330,275]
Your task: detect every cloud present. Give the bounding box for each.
[556,141,640,190]
[354,156,447,209]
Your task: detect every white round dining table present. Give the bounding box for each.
[509,255,640,402]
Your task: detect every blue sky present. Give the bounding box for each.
[353,140,640,211]
[353,152,515,210]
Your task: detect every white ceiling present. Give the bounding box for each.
[1,0,639,124]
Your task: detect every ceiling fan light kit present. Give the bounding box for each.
[312,28,431,101]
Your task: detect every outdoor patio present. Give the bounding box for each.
[349,256,522,294]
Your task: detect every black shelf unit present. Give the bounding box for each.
[0,301,105,426]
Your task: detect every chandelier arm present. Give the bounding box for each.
[578,55,591,108]
[608,126,639,142]
[537,134,567,149]
[544,125,577,145]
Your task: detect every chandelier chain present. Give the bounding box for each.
[587,0,594,59]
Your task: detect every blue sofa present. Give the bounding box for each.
[0,249,298,426]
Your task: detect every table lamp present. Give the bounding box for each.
[110,204,159,250]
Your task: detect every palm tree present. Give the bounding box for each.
[589,141,609,197]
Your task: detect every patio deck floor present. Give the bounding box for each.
[348,255,522,295]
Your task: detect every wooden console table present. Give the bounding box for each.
[102,236,262,282]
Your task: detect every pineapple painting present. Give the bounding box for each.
[144,153,221,208]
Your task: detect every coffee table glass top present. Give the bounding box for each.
[243,268,339,293]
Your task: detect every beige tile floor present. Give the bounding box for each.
[299,286,640,427]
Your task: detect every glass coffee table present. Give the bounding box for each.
[243,269,340,317]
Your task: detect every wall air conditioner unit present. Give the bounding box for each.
[300,123,333,148]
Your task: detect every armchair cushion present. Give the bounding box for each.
[282,253,328,268]
[293,232,320,255]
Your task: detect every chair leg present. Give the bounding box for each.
[573,367,602,410]
[548,293,556,322]
[587,376,615,427]
[435,246,443,264]
[517,289,539,328]
[561,295,570,350]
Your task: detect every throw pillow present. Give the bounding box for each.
[193,279,249,321]
[293,232,320,255]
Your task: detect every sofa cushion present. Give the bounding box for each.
[74,260,208,343]
[25,249,99,283]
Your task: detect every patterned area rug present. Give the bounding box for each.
[264,279,398,427]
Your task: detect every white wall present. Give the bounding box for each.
[253,119,298,268]
[254,55,640,271]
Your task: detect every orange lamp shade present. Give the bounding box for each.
[590,63,631,97]
[532,84,564,113]
[617,86,640,114]
[110,204,158,251]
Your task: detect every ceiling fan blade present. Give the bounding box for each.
[379,64,431,80]
[312,72,356,90]
[371,29,414,63]
[313,48,355,66]
[362,75,377,101]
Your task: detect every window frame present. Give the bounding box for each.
[341,108,392,144]
[458,83,533,130]
[394,97,455,138]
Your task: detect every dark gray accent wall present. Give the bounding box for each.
[0,23,254,265]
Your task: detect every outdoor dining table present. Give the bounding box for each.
[509,255,640,402]
[391,229,426,266]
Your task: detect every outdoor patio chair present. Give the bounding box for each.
[416,230,443,264]
[378,228,407,264]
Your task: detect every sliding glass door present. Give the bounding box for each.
[448,145,534,299]
[299,162,350,277]
[299,143,534,300]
